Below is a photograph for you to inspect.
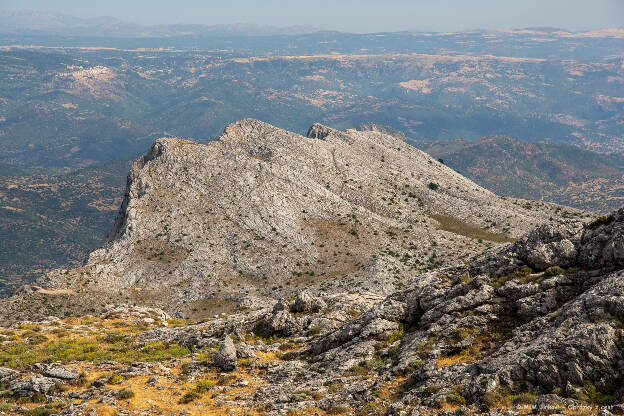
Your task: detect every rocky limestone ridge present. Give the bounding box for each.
[4,119,583,322]
[0,211,621,415]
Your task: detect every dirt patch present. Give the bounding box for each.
[34,286,75,295]
[429,213,515,243]
[302,218,378,281]
[184,298,239,322]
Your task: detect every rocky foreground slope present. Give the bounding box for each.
[3,119,581,322]
[0,208,622,415]
[133,207,624,415]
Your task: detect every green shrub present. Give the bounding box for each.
[482,389,511,409]
[108,375,124,384]
[385,324,406,343]
[307,326,321,336]
[23,332,48,346]
[492,266,534,288]
[194,379,216,394]
[345,364,369,376]
[511,392,537,405]
[21,408,56,416]
[423,385,442,396]
[446,391,467,406]
[178,390,200,404]
[20,392,46,403]
[543,266,565,277]
[104,333,126,343]
[326,405,349,415]
[117,388,135,400]
[406,360,424,371]
[166,318,187,328]
[587,215,614,230]
[574,382,615,406]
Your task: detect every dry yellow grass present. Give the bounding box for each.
[436,353,476,367]
[430,213,515,243]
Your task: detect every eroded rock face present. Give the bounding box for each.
[579,210,624,269]
[25,119,573,321]
[512,223,582,270]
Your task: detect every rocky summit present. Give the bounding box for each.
[1,119,579,322]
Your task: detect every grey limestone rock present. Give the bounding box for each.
[14,119,570,323]
[236,342,255,359]
[44,366,79,381]
[11,376,58,397]
[291,290,326,313]
[513,223,581,270]
[213,335,237,372]
[0,367,18,381]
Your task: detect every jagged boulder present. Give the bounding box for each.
[213,335,237,372]
[265,309,300,336]
[306,123,334,140]
[10,376,58,397]
[236,343,255,359]
[0,367,18,382]
[291,290,326,313]
[579,208,624,269]
[44,366,79,381]
[511,223,581,270]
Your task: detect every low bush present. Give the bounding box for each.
[587,215,614,230]
[178,390,200,404]
[117,388,135,400]
[543,266,565,277]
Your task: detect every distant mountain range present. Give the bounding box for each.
[2,46,623,170]
[420,136,624,213]
[1,18,622,293]
[0,10,321,37]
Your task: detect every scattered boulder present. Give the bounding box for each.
[512,223,581,270]
[236,343,255,359]
[291,290,326,313]
[0,367,18,381]
[265,309,300,336]
[579,208,624,269]
[11,376,58,397]
[213,335,237,372]
[44,366,79,381]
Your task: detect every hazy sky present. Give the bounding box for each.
[2,0,623,33]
